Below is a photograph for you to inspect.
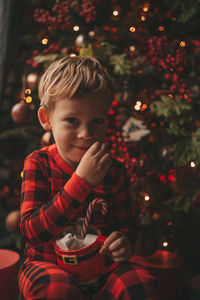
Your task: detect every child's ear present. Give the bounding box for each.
[38,107,52,131]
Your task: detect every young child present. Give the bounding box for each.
[18,56,158,299]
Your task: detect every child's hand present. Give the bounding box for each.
[99,231,132,263]
[75,142,112,187]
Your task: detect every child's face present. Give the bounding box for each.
[48,92,110,168]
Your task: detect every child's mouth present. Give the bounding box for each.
[73,145,90,151]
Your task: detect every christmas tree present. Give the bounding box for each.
[1,0,200,282]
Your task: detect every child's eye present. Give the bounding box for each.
[65,118,79,125]
[93,118,106,125]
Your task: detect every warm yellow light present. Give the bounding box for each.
[168,94,173,98]
[143,6,149,12]
[144,194,150,201]
[158,26,165,32]
[163,241,168,247]
[141,16,146,21]
[21,171,24,178]
[129,26,136,32]
[113,10,119,16]
[136,101,142,106]
[129,45,136,52]
[180,41,186,47]
[25,89,31,95]
[134,105,140,111]
[69,53,76,57]
[41,37,48,45]
[73,25,80,31]
[26,96,32,103]
[190,161,195,168]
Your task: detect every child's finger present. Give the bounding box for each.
[86,141,101,155]
[111,247,125,258]
[99,152,112,165]
[101,231,122,250]
[99,244,109,255]
[93,143,107,159]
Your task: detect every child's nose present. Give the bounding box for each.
[77,125,93,140]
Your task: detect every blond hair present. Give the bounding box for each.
[38,56,113,111]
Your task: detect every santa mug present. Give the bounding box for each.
[54,225,117,283]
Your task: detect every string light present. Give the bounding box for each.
[73,25,80,31]
[41,37,48,45]
[140,103,147,111]
[69,53,76,57]
[143,6,149,12]
[129,45,136,52]
[141,16,146,21]
[129,26,136,32]
[26,96,32,103]
[162,241,168,247]
[158,26,165,32]
[134,100,147,111]
[25,89,31,95]
[144,194,150,201]
[180,41,186,47]
[134,100,142,110]
[190,161,195,168]
[134,105,140,111]
[21,171,24,178]
[136,100,142,106]
[113,10,119,16]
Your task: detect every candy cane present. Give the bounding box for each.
[81,198,108,238]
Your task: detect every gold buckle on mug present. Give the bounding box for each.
[62,255,78,265]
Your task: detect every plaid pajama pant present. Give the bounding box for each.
[18,260,158,300]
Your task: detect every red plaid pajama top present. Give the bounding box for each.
[20,143,138,263]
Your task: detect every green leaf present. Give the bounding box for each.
[170,138,200,166]
[109,53,132,76]
[153,95,191,118]
[79,43,94,57]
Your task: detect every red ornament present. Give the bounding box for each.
[11,101,35,125]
